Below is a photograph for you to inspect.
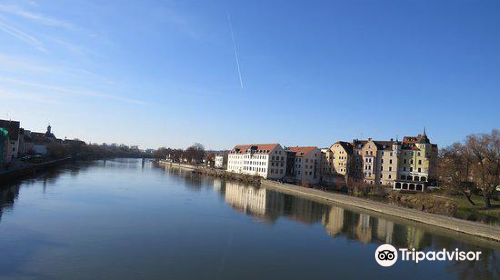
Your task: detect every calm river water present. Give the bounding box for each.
[0,159,498,280]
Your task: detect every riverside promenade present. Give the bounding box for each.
[0,157,72,184]
[160,161,500,244]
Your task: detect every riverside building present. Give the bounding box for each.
[323,130,438,191]
[227,143,287,179]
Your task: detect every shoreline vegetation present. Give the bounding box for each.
[159,161,500,243]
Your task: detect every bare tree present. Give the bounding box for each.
[438,143,475,205]
[184,143,205,164]
[464,130,500,208]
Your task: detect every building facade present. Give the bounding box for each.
[325,131,438,191]
[286,146,321,185]
[214,152,228,169]
[0,120,20,160]
[227,143,287,179]
[322,141,353,177]
[392,133,438,192]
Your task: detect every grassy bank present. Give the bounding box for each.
[449,194,500,224]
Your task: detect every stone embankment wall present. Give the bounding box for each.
[0,157,72,185]
[159,161,260,185]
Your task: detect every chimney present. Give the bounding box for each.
[390,138,393,142]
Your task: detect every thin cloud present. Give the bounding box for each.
[0,77,149,106]
[0,4,75,30]
[0,19,47,52]
[0,88,59,105]
[0,54,53,72]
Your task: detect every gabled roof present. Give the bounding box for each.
[231,143,280,154]
[353,139,394,151]
[286,146,318,157]
[352,139,368,149]
[31,132,46,143]
[330,141,353,154]
[373,141,394,151]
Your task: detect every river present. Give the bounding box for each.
[0,158,498,280]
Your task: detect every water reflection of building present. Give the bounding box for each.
[356,213,372,244]
[406,227,425,250]
[0,183,20,223]
[322,206,344,237]
[213,179,223,194]
[375,219,394,244]
[215,179,434,252]
[224,181,284,222]
[284,196,328,225]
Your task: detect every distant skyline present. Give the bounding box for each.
[1,0,499,150]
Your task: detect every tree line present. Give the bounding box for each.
[438,129,500,208]
[152,143,206,164]
[46,141,148,159]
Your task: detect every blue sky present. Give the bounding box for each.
[0,0,499,150]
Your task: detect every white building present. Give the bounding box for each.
[227,143,287,179]
[214,155,225,169]
[286,146,321,185]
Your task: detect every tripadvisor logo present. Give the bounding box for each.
[375,244,398,267]
[375,244,482,267]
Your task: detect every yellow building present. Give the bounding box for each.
[327,130,438,191]
[322,141,353,176]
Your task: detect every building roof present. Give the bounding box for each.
[352,139,368,149]
[231,143,280,154]
[286,146,318,157]
[31,132,47,143]
[373,141,394,151]
[331,141,354,154]
[0,119,20,141]
[352,139,394,151]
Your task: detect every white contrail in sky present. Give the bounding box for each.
[227,12,243,90]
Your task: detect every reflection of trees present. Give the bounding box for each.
[0,161,91,223]
[448,243,499,280]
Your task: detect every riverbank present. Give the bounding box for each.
[159,161,260,185]
[0,157,72,185]
[160,161,500,243]
[262,180,500,243]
